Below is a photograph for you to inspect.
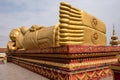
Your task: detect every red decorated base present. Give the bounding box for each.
[7,45,120,80]
[111,63,120,80]
[11,57,113,80]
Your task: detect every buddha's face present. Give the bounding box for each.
[10,29,20,41]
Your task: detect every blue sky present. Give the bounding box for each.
[0,0,120,47]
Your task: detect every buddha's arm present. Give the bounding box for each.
[7,41,17,51]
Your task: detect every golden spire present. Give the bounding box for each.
[110,25,119,45]
[113,24,115,35]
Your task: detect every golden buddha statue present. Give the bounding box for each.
[7,2,107,51]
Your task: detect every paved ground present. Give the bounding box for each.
[0,63,49,80]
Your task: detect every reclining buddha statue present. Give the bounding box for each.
[7,2,106,51]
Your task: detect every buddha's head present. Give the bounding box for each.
[9,28,21,41]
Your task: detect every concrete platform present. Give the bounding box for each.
[0,63,49,80]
